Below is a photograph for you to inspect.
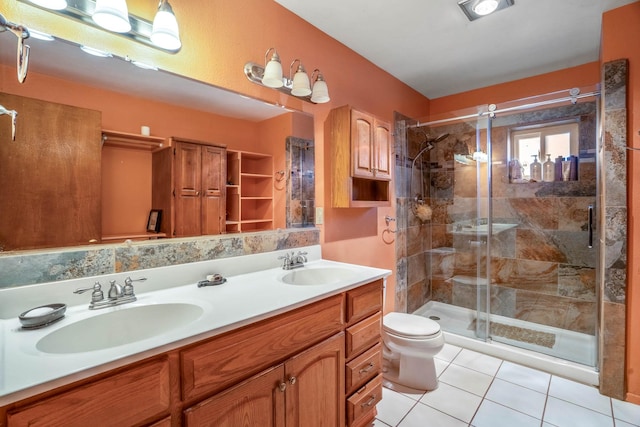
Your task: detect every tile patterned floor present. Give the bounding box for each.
[375,344,640,427]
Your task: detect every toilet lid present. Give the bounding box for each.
[383,312,441,339]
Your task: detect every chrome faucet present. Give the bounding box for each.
[278,251,308,270]
[74,277,146,310]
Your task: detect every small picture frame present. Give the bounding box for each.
[147,210,162,233]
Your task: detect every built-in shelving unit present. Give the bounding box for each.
[102,130,166,151]
[226,150,274,233]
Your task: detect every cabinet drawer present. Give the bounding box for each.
[346,312,381,359]
[346,374,383,427]
[7,358,170,427]
[346,280,383,325]
[181,294,344,401]
[346,343,382,395]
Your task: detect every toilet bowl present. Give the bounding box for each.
[382,312,445,391]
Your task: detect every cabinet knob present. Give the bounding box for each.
[289,376,297,385]
[278,382,287,392]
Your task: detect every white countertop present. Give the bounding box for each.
[0,245,390,405]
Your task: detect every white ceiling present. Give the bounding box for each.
[275,0,638,99]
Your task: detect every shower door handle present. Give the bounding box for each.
[588,205,594,248]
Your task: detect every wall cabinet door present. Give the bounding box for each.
[154,139,226,237]
[175,142,203,237]
[0,93,102,250]
[351,110,391,180]
[200,145,226,235]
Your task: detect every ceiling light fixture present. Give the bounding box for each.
[458,0,514,21]
[28,0,67,10]
[151,0,181,50]
[92,0,131,33]
[18,0,181,53]
[244,49,330,104]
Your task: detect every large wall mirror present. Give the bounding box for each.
[0,34,315,252]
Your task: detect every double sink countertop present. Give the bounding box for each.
[0,245,390,405]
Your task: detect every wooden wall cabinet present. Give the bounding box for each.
[152,138,226,237]
[1,280,383,427]
[225,150,274,233]
[327,105,391,208]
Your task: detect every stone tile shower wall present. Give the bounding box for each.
[599,59,628,399]
[394,112,434,314]
[427,102,599,336]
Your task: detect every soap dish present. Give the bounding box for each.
[19,303,67,329]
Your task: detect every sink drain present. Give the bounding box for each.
[429,315,441,321]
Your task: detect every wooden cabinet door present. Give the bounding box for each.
[184,365,286,427]
[373,119,391,180]
[0,93,101,250]
[200,145,226,235]
[351,110,374,179]
[174,142,202,237]
[284,332,345,427]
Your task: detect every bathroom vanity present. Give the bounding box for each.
[0,246,388,427]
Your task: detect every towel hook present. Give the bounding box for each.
[384,215,397,233]
[0,13,30,83]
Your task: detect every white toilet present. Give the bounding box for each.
[382,312,445,390]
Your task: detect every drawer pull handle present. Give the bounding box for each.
[359,362,375,374]
[361,395,377,407]
[289,376,297,385]
[278,382,287,392]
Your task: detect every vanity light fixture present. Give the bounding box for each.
[28,0,67,10]
[262,48,284,88]
[310,69,330,104]
[151,0,181,50]
[290,59,311,97]
[244,49,330,104]
[458,0,514,21]
[17,0,181,53]
[92,0,131,33]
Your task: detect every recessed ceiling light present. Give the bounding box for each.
[131,60,158,71]
[458,0,514,21]
[80,45,113,58]
[28,29,55,41]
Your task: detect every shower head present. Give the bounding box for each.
[430,133,450,143]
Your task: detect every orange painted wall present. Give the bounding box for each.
[602,2,640,404]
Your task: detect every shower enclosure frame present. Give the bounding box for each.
[396,86,603,372]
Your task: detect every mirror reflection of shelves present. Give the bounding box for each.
[101,130,168,243]
[226,150,274,233]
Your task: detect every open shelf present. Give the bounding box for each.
[226,150,274,233]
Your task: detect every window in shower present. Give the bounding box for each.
[511,121,579,179]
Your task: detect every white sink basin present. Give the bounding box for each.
[280,267,357,286]
[36,303,204,354]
